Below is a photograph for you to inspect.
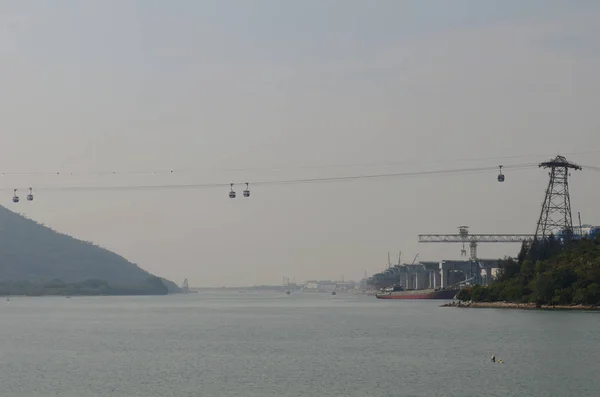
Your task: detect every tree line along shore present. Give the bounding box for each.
[0,276,175,297]
[449,234,600,310]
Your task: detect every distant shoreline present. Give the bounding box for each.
[1,292,176,298]
[441,301,600,311]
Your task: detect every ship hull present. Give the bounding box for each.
[376,289,458,300]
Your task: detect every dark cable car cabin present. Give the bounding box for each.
[243,182,250,198]
[27,187,34,201]
[12,189,19,203]
[229,183,236,199]
[497,165,505,182]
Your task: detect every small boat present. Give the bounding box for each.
[285,290,291,295]
[331,291,337,295]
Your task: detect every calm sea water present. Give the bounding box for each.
[0,291,598,397]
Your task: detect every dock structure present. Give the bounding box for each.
[369,259,501,290]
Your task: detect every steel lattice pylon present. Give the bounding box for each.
[534,155,582,239]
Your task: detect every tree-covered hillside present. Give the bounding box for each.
[0,205,179,294]
[457,235,600,306]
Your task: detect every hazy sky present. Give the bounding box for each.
[2,1,599,287]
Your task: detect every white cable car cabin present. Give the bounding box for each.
[497,165,505,182]
[243,183,250,198]
[27,187,34,201]
[12,189,19,203]
[229,184,236,199]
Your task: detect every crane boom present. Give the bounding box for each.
[418,226,535,261]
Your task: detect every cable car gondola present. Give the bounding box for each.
[497,165,505,182]
[243,182,250,198]
[12,189,19,203]
[27,187,34,201]
[229,183,236,199]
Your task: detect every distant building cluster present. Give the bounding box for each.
[296,280,359,293]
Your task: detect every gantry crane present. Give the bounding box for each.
[418,226,534,261]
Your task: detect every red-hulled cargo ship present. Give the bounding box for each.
[375,285,458,300]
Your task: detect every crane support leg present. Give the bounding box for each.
[470,241,477,261]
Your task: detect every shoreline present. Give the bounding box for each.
[441,301,599,311]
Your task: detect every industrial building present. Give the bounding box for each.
[368,259,501,290]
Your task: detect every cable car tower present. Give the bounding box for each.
[534,155,582,240]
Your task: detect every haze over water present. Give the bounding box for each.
[1,292,598,396]
[3,1,600,287]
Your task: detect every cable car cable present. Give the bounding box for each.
[3,163,539,194]
[0,149,598,177]
[580,164,600,172]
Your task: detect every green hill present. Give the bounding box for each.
[0,205,180,296]
[457,235,600,306]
